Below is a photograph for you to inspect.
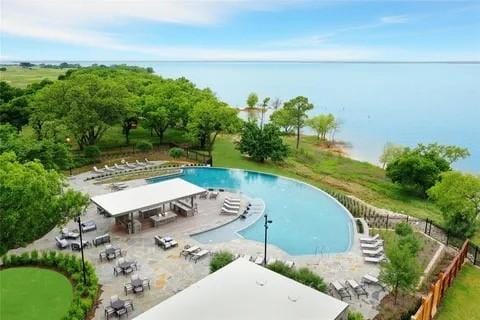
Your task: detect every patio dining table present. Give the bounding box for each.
[118,261,135,273]
[111,299,125,310]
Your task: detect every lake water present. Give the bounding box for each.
[74,61,480,172]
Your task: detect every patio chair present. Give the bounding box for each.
[93,166,105,174]
[362,274,387,291]
[209,191,219,199]
[124,266,134,275]
[114,266,122,277]
[221,206,238,215]
[104,165,116,172]
[110,295,119,304]
[360,240,383,249]
[116,307,128,318]
[359,234,380,243]
[329,281,352,300]
[192,249,210,263]
[99,252,107,261]
[199,192,208,199]
[81,220,97,232]
[345,279,369,298]
[182,246,201,258]
[124,300,134,311]
[364,255,386,263]
[362,247,384,257]
[124,283,133,295]
[254,256,264,265]
[104,306,115,320]
[224,198,241,205]
[115,248,122,257]
[55,236,69,249]
[142,278,151,290]
[114,163,126,171]
[134,285,144,294]
[118,257,125,265]
[225,196,240,202]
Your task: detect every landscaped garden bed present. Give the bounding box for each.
[1,250,99,320]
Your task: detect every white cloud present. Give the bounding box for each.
[380,15,409,24]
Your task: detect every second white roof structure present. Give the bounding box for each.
[90,178,206,217]
[134,258,349,320]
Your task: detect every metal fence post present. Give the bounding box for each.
[474,246,479,265]
[424,219,428,234]
[386,214,389,230]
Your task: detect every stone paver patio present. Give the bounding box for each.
[12,168,386,319]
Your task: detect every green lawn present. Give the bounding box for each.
[0,66,68,87]
[0,267,73,320]
[436,264,480,320]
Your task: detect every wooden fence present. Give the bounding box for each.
[411,240,469,320]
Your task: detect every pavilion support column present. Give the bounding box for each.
[191,196,194,207]
[130,212,134,234]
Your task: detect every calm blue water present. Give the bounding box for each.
[62,61,480,172]
[150,167,354,255]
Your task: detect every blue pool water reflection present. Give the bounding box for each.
[150,167,354,255]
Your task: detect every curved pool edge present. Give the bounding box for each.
[185,166,356,254]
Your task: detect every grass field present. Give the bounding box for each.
[0,267,73,320]
[0,66,68,87]
[436,264,480,320]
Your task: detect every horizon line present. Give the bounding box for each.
[1,60,479,64]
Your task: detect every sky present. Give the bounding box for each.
[1,0,479,61]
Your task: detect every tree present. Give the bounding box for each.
[379,142,405,169]
[142,97,170,144]
[246,92,258,109]
[283,96,314,149]
[379,239,421,304]
[306,114,335,141]
[0,81,24,104]
[270,107,296,135]
[414,143,469,165]
[271,97,282,109]
[259,96,270,129]
[0,96,30,132]
[188,100,242,156]
[0,152,88,254]
[237,121,288,162]
[386,151,449,196]
[428,171,480,237]
[32,74,131,149]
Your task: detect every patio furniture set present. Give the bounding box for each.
[104,295,134,319]
[54,223,97,250]
[329,274,386,301]
[123,274,151,295]
[113,257,138,276]
[180,245,210,263]
[154,235,178,250]
[99,244,123,262]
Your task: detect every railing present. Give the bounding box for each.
[411,240,469,320]
[329,191,480,266]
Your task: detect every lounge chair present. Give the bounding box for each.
[93,166,105,174]
[122,159,137,169]
[224,198,241,205]
[209,191,219,199]
[104,165,116,172]
[254,256,264,265]
[180,245,200,257]
[221,207,238,215]
[364,255,386,263]
[225,196,240,202]
[360,240,384,249]
[362,247,384,256]
[145,158,152,166]
[136,160,147,167]
[192,249,210,263]
[114,163,126,171]
[330,281,352,300]
[360,234,380,243]
[362,274,387,291]
[345,279,368,298]
[61,228,79,239]
[81,220,97,232]
[55,236,69,249]
[223,202,240,210]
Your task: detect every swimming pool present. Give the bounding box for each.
[149,167,354,255]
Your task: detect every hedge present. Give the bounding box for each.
[1,250,99,320]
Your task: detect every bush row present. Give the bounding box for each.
[2,250,99,320]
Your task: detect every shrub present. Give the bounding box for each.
[169,147,185,159]
[267,262,327,293]
[348,310,365,320]
[395,222,413,237]
[3,250,99,320]
[83,145,101,162]
[209,251,235,273]
[136,140,153,152]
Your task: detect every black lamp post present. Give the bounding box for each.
[263,214,273,265]
[75,215,87,285]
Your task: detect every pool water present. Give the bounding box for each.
[149,167,354,255]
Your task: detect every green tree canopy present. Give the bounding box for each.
[270,107,296,135]
[0,152,88,254]
[187,100,242,155]
[306,113,336,141]
[0,96,30,132]
[428,171,480,237]
[283,96,314,149]
[237,121,288,162]
[379,238,421,304]
[246,92,259,109]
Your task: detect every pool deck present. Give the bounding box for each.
[10,169,386,319]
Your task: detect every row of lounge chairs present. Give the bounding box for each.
[180,245,210,263]
[329,274,386,300]
[220,197,242,215]
[92,158,153,175]
[360,234,386,264]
